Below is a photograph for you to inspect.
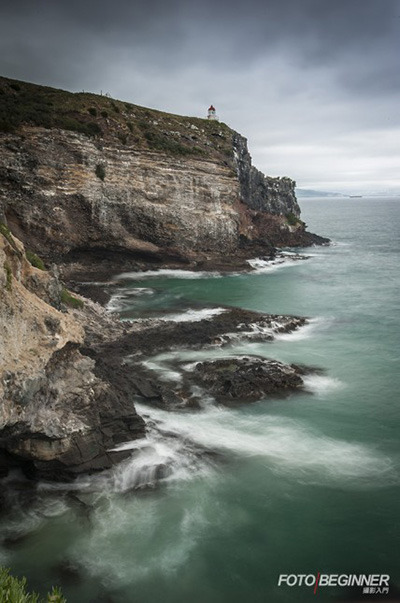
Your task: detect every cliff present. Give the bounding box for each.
[0,225,145,479]
[0,76,326,276]
[0,77,327,480]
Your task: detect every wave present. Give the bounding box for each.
[128,403,397,489]
[115,268,219,280]
[274,316,331,341]
[159,307,226,323]
[106,287,155,313]
[302,374,344,395]
[247,253,309,273]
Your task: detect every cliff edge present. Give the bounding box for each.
[0,76,327,278]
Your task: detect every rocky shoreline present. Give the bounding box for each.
[0,227,319,482]
[0,76,330,485]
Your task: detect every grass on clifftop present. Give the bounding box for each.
[0,76,235,164]
[0,567,66,602]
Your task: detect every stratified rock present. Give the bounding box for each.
[0,76,328,280]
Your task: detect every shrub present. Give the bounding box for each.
[26,250,46,270]
[111,102,120,113]
[0,120,16,133]
[61,287,84,309]
[0,222,21,256]
[286,212,301,226]
[83,122,102,136]
[88,107,97,117]
[143,130,203,156]
[117,132,127,145]
[101,110,108,118]
[126,121,133,133]
[95,164,106,181]
[0,567,66,602]
[0,222,14,246]
[4,262,12,291]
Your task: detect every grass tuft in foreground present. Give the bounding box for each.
[0,567,66,602]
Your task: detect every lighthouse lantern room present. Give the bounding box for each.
[207,105,219,121]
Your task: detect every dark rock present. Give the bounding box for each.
[191,356,304,404]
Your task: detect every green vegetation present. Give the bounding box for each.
[143,128,204,156]
[0,76,235,162]
[95,163,106,181]
[286,212,301,226]
[26,250,46,270]
[4,261,12,291]
[61,287,84,309]
[0,567,66,602]
[0,79,103,137]
[0,222,22,257]
[0,222,14,247]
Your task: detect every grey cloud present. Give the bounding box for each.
[0,0,399,194]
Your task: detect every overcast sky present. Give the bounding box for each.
[1,0,399,194]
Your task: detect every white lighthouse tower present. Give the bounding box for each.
[207,105,219,121]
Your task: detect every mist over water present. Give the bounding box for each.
[1,198,399,602]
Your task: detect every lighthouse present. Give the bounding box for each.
[207,105,219,121]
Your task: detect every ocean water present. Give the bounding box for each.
[1,198,399,602]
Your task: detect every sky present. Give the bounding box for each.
[1,0,400,195]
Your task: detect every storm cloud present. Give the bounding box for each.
[1,0,399,194]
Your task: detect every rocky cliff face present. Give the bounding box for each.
[1,127,241,259]
[0,76,327,274]
[0,227,145,479]
[232,132,301,216]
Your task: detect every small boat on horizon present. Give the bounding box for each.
[349,195,363,198]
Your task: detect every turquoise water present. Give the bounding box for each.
[1,198,399,602]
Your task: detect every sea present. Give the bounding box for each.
[1,197,399,602]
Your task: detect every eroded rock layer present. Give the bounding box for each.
[0,76,328,273]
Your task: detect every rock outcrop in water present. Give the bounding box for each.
[0,76,327,279]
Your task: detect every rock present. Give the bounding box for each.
[192,356,304,404]
[0,231,145,480]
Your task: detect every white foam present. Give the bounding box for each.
[104,420,216,494]
[141,358,183,382]
[247,254,308,273]
[71,482,212,583]
[132,403,397,488]
[160,307,226,323]
[106,288,155,313]
[302,374,344,395]
[115,269,218,280]
[274,317,328,341]
[106,293,125,313]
